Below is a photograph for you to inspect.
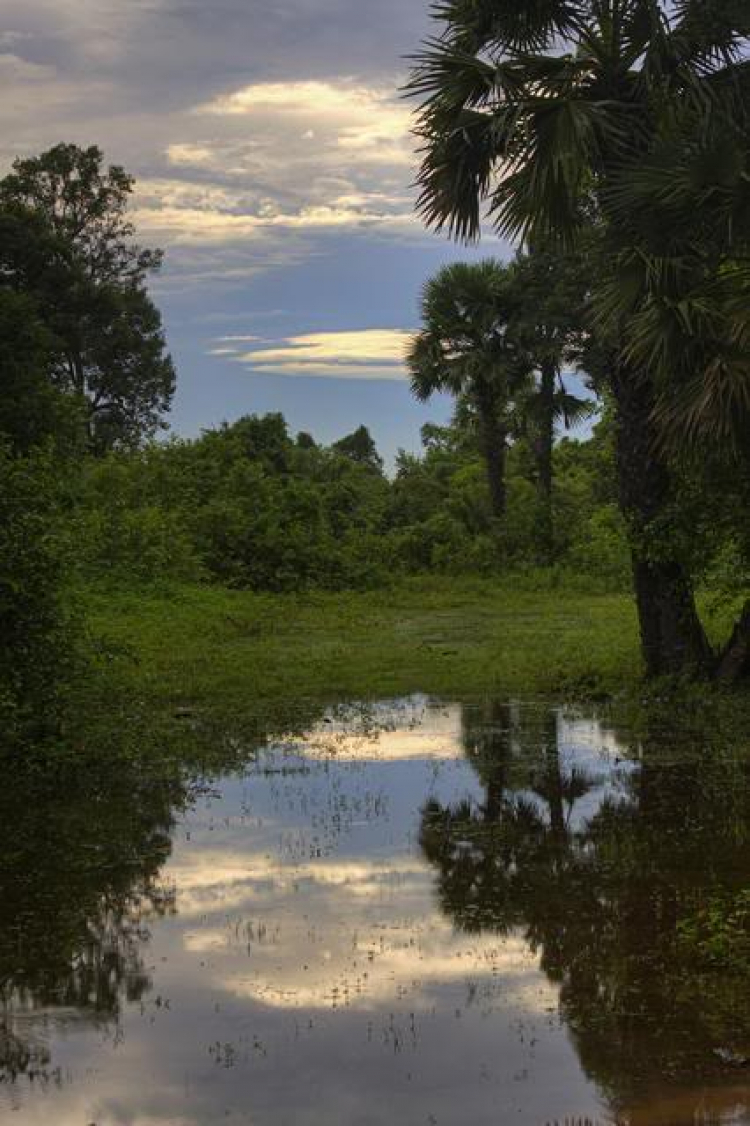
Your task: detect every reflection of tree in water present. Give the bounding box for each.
[0,757,184,1082]
[421,702,750,1119]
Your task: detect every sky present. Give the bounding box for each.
[0,0,515,461]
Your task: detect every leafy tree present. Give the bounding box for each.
[332,425,384,473]
[407,260,529,518]
[0,143,160,284]
[78,415,392,591]
[0,145,174,449]
[0,291,81,456]
[407,0,750,678]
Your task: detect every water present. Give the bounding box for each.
[1,697,748,1125]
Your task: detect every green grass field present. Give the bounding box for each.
[59,575,748,773]
[85,578,643,716]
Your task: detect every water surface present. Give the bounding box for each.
[1,697,748,1125]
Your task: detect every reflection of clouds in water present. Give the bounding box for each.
[173,847,556,1012]
[173,853,426,915]
[224,926,556,1013]
[283,699,466,762]
[167,703,630,1017]
[281,699,631,766]
[0,700,643,1126]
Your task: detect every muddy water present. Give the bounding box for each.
[1,697,748,1125]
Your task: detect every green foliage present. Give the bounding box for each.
[677,891,750,974]
[70,406,640,591]
[332,425,384,472]
[0,444,76,741]
[0,144,174,451]
[77,416,391,591]
[0,290,84,457]
[567,505,632,589]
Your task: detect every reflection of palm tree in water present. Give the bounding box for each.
[422,704,596,976]
[0,759,183,1082]
[421,702,750,1121]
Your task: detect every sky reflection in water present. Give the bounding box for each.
[1,697,748,1126]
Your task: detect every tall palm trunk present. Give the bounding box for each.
[535,359,556,563]
[474,387,507,518]
[481,701,514,820]
[611,363,712,677]
[482,417,507,519]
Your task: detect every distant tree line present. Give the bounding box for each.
[72,407,629,593]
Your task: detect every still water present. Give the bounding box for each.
[1,697,749,1125]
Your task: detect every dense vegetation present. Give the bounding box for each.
[2,0,750,743]
[74,409,630,592]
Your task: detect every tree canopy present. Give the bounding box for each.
[0,144,174,450]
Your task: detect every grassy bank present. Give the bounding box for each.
[85,578,643,718]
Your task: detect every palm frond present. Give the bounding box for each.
[669,0,750,75]
[427,0,588,54]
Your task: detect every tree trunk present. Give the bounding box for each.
[484,426,507,519]
[535,360,556,564]
[610,363,712,678]
[476,389,507,519]
[543,712,566,839]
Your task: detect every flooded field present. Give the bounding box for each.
[1,697,748,1125]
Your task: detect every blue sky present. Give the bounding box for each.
[0,0,516,461]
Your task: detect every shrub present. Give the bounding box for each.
[0,444,76,741]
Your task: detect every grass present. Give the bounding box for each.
[84,577,643,720]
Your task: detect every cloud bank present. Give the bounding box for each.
[215,328,411,381]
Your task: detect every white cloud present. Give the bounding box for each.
[0,42,426,287]
[221,328,411,381]
[119,76,421,261]
[0,30,32,47]
[165,143,217,167]
[198,78,411,138]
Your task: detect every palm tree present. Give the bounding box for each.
[406,259,530,519]
[508,245,594,559]
[407,0,750,678]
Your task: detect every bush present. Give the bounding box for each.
[0,444,77,740]
[568,504,631,589]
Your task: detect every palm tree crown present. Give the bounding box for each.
[408,0,749,245]
[407,259,531,518]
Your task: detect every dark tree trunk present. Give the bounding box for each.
[535,360,556,563]
[477,701,514,821]
[542,712,567,839]
[477,393,507,518]
[484,426,507,519]
[610,363,712,678]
